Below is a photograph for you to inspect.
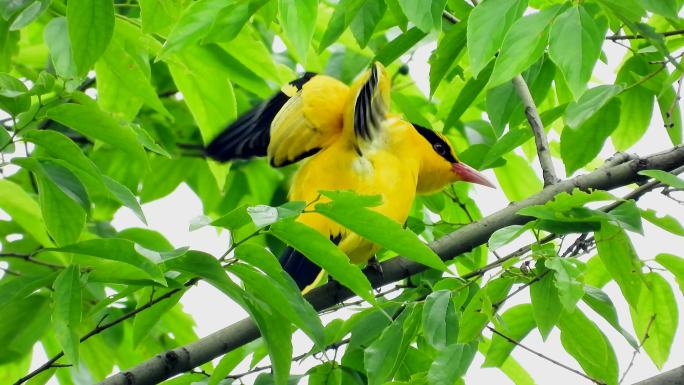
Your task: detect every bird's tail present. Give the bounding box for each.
[279,246,322,291]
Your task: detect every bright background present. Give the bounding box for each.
[3,35,682,385]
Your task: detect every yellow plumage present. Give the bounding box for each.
[207,62,493,290]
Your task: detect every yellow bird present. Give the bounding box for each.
[206,62,492,290]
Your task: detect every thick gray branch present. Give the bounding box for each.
[512,74,559,186]
[633,365,684,385]
[98,145,684,385]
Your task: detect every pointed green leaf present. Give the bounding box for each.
[422,290,459,350]
[67,0,114,75]
[548,5,606,99]
[466,0,527,78]
[595,222,644,308]
[427,342,477,385]
[655,253,684,295]
[530,270,562,339]
[583,286,639,349]
[630,272,678,369]
[269,219,375,303]
[641,209,684,236]
[397,0,447,33]
[638,169,684,189]
[558,309,618,385]
[278,0,317,62]
[429,20,467,95]
[55,239,166,284]
[484,304,535,367]
[565,85,623,128]
[52,265,82,364]
[0,179,53,246]
[545,257,584,311]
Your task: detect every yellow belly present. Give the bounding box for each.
[289,141,418,264]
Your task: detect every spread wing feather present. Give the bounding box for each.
[206,73,349,168]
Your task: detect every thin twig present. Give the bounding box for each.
[487,326,605,384]
[512,75,558,186]
[0,252,62,269]
[226,338,352,380]
[606,29,684,41]
[619,315,656,384]
[14,279,198,385]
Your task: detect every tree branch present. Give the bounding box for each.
[606,29,684,41]
[512,74,559,186]
[96,145,684,385]
[633,365,684,385]
[486,326,604,384]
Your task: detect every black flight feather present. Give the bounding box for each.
[205,72,317,163]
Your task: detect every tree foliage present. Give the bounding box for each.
[0,0,683,384]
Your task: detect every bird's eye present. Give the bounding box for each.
[433,143,446,155]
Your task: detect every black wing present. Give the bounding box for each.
[205,72,317,163]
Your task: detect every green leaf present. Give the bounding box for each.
[66,0,114,75]
[139,0,183,34]
[204,0,270,44]
[364,319,403,385]
[548,5,606,99]
[487,224,527,250]
[558,309,618,385]
[26,159,86,246]
[493,153,543,201]
[641,209,684,236]
[9,1,45,31]
[0,295,50,364]
[422,290,459,350]
[445,62,494,128]
[55,239,166,285]
[350,0,386,48]
[133,288,183,346]
[583,286,639,349]
[269,219,375,303]
[638,169,684,189]
[545,257,584,311]
[167,45,239,143]
[309,362,342,385]
[44,17,77,79]
[104,175,148,225]
[466,0,527,78]
[0,272,58,308]
[427,342,477,385]
[165,251,247,307]
[482,128,533,169]
[429,21,467,95]
[611,86,654,151]
[0,126,10,150]
[655,253,684,295]
[0,179,53,246]
[157,0,226,59]
[96,22,170,118]
[208,345,252,385]
[315,192,447,271]
[318,0,364,51]
[560,98,620,174]
[595,222,644,308]
[228,259,325,347]
[596,0,645,21]
[487,6,560,89]
[656,74,682,147]
[0,73,29,116]
[278,0,317,62]
[217,25,282,84]
[397,0,447,33]
[565,85,623,128]
[52,265,82,364]
[484,304,535,367]
[375,27,427,66]
[45,103,146,162]
[530,270,562,339]
[638,0,679,19]
[630,272,678,369]
[247,300,293,385]
[607,199,643,234]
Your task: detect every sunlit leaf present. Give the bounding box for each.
[52,265,82,364]
[67,0,114,75]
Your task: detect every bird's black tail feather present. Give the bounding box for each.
[279,246,322,291]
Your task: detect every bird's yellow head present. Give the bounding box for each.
[412,125,494,193]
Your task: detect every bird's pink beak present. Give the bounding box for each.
[452,163,495,188]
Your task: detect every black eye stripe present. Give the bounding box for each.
[414,124,458,163]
